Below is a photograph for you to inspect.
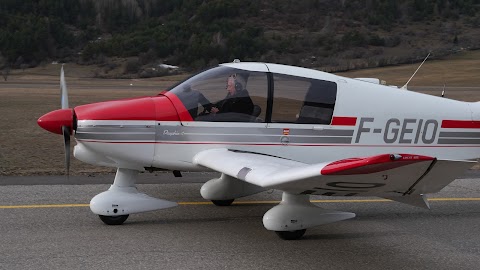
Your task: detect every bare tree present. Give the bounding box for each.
[2,66,10,81]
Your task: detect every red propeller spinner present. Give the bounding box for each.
[37,108,75,134]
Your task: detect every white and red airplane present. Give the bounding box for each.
[38,62,478,240]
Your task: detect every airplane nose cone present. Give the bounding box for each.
[38,108,74,135]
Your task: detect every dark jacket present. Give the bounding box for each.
[216,90,254,115]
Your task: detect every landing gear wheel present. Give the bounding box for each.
[211,199,235,206]
[99,214,129,225]
[275,229,307,240]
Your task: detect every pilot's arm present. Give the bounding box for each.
[198,92,213,112]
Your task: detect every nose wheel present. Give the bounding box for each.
[99,215,129,225]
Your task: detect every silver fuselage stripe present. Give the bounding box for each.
[76,124,480,145]
[76,124,354,144]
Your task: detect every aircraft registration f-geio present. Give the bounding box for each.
[38,61,478,240]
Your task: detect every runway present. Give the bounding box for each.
[0,174,480,270]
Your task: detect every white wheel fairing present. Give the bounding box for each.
[90,169,177,216]
[90,188,177,216]
[262,193,355,232]
[200,173,265,200]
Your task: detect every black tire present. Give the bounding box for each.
[211,199,235,206]
[99,215,129,225]
[275,229,307,240]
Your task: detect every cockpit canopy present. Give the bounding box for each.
[168,64,337,124]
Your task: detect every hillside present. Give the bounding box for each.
[1,0,480,77]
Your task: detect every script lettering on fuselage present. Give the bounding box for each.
[163,130,185,136]
[354,117,439,144]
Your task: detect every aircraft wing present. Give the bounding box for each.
[193,149,474,198]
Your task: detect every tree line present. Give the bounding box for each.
[0,0,479,72]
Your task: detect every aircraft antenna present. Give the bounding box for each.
[441,82,446,98]
[402,52,430,90]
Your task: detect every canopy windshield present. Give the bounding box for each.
[168,66,268,122]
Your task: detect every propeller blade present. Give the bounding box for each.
[60,65,69,109]
[62,125,71,177]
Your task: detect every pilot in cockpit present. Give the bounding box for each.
[210,74,254,116]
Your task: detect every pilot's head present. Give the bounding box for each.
[226,74,243,95]
[226,75,237,95]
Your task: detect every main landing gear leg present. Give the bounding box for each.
[263,192,356,240]
[90,168,177,225]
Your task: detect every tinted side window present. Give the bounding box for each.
[271,74,337,124]
[245,73,268,122]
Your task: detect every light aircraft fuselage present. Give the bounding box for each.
[37,62,479,239]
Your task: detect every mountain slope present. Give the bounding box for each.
[0,0,479,73]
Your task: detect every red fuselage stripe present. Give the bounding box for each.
[331,116,357,126]
[441,120,480,129]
